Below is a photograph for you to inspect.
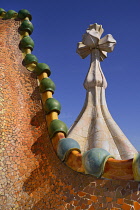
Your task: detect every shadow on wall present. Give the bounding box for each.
[22,109,140,209]
[21,73,140,209]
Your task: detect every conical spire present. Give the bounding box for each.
[68,23,137,160]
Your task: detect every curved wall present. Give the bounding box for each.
[0,19,140,210]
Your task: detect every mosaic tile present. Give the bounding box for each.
[0,13,140,210]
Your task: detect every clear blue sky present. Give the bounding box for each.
[1,0,140,151]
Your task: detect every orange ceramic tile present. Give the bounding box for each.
[106,197,113,202]
[81,203,86,209]
[122,203,132,210]
[87,200,92,205]
[78,191,87,197]
[75,207,81,210]
[117,198,124,204]
[91,195,98,202]
[89,206,95,210]
[134,201,140,210]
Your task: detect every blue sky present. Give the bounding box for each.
[1,0,140,151]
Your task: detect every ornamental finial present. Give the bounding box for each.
[68,23,137,160]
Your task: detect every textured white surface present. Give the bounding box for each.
[68,24,137,160]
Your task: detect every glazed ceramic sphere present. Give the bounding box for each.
[39,78,56,93]
[23,54,38,66]
[57,138,81,161]
[19,36,34,51]
[44,98,61,115]
[19,20,34,35]
[17,9,32,20]
[82,148,113,178]
[34,63,51,76]
[48,119,68,139]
